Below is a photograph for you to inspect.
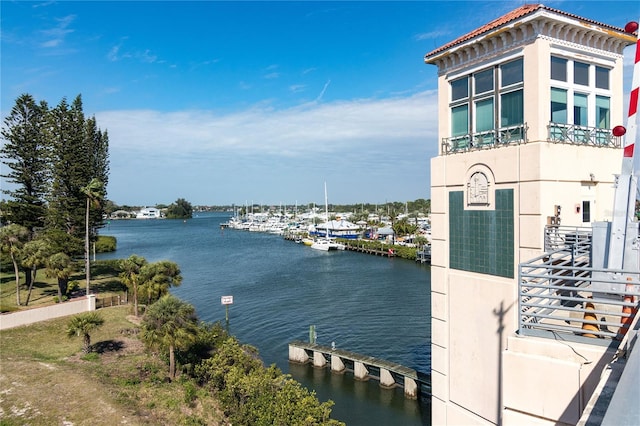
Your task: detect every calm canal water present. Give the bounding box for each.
[96,212,431,425]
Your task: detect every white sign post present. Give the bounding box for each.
[221,295,233,322]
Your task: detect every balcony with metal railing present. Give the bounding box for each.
[441,123,528,154]
[519,225,638,344]
[440,123,623,155]
[547,122,622,148]
[515,225,640,424]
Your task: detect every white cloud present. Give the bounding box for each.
[97,90,438,159]
[39,14,76,48]
[289,84,306,93]
[96,91,439,204]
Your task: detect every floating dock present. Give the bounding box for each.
[288,340,431,399]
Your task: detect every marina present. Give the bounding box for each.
[223,206,432,262]
[96,212,432,425]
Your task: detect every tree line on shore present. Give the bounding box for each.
[1,93,109,305]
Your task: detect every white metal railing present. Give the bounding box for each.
[548,122,621,148]
[441,123,528,154]
[519,229,639,344]
[544,225,592,255]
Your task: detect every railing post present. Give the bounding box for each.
[518,267,523,335]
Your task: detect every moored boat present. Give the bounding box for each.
[310,238,345,251]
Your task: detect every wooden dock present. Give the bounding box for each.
[288,341,431,399]
[342,242,396,257]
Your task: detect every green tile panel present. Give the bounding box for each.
[449,189,514,278]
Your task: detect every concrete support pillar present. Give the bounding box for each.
[354,361,369,380]
[331,355,346,373]
[288,345,309,363]
[404,377,418,399]
[313,351,327,368]
[379,368,395,388]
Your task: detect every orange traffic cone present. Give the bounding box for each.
[582,299,599,338]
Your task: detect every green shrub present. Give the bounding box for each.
[95,235,116,253]
[183,380,198,405]
[67,280,80,295]
[194,336,343,425]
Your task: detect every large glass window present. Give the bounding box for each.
[574,61,589,86]
[551,88,567,124]
[551,57,567,81]
[596,66,609,90]
[549,57,612,132]
[452,104,469,136]
[451,77,469,101]
[501,90,523,126]
[596,96,610,129]
[448,57,524,148]
[501,59,523,87]
[474,69,493,94]
[573,93,588,126]
[475,98,494,132]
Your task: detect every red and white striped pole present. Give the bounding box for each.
[607,21,639,270]
[624,22,640,172]
[617,21,640,174]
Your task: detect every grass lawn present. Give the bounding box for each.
[1,259,127,313]
[0,305,226,425]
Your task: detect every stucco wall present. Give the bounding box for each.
[0,295,96,330]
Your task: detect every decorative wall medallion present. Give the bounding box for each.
[468,171,489,205]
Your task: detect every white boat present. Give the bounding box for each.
[310,237,345,251]
[310,183,345,251]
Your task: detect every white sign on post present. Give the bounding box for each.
[221,295,234,305]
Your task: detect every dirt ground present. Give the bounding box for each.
[0,309,225,426]
[1,338,148,425]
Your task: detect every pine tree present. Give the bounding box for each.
[2,93,110,261]
[84,116,110,237]
[0,94,50,234]
[46,95,92,256]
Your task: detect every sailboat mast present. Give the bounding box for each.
[324,182,329,238]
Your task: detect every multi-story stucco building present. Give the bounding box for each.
[424,4,637,425]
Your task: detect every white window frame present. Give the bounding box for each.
[550,55,612,129]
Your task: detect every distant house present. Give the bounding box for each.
[310,219,361,239]
[110,210,134,219]
[135,207,163,219]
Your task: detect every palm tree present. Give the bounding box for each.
[66,312,105,353]
[81,178,104,297]
[139,260,183,306]
[141,295,198,379]
[21,238,53,306]
[118,255,148,317]
[45,252,75,302]
[0,224,30,305]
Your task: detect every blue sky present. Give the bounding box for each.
[1,1,638,207]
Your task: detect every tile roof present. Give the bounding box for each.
[424,3,631,61]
